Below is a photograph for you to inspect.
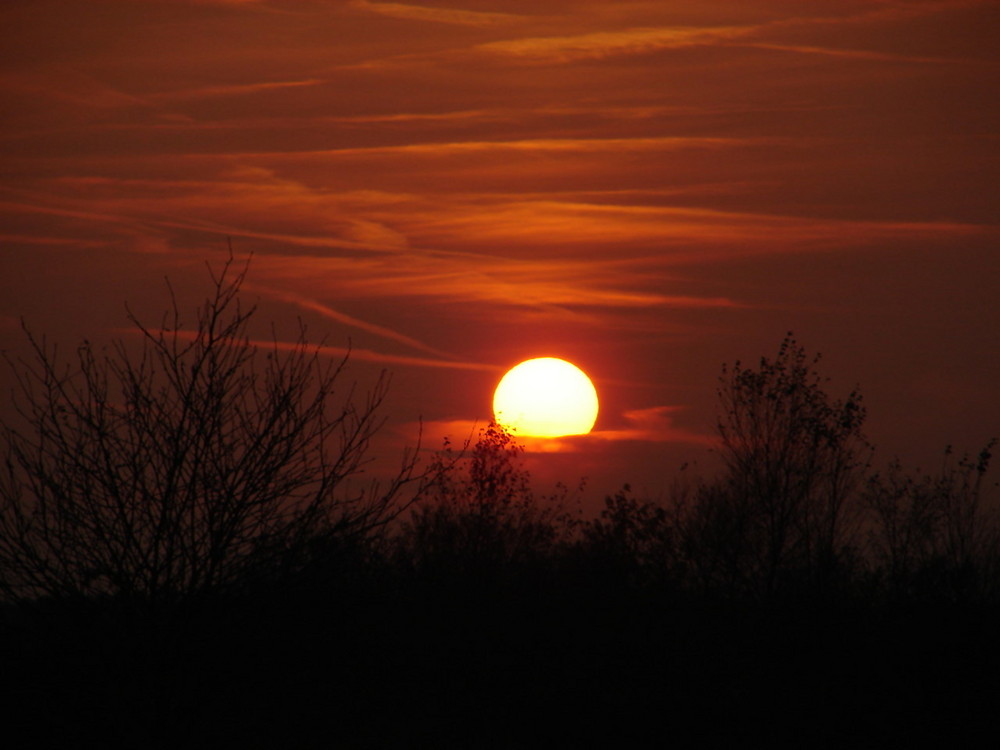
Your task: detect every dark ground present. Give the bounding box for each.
[4,572,999,748]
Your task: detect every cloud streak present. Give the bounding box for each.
[246,283,459,359]
[414,405,716,456]
[6,169,992,321]
[591,407,715,446]
[351,0,523,27]
[476,25,751,63]
[149,79,328,103]
[120,327,500,373]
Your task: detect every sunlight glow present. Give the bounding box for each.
[493,357,599,438]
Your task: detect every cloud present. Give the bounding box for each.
[0,233,108,249]
[244,250,734,312]
[0,199,147,232]
[120,327,500,373]
[475,25,750,63]
[739,40,981,66]
[412,405,715,457]
[592,406,715,445]
[466,3,991,67]
[361,197,990,260]
[1,69,150,110]
[221,135,748,161]
[404,418,595,455]
[149,79,327,103]
[7,166,991,321]
[246,284,458,359]
[351,0,522,27]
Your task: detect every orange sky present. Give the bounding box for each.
[2,0,998,501]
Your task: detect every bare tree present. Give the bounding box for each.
[0,256,425,610]
[712,334,871,597]
[864,441,999,601]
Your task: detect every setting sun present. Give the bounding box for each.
[493,357,599,438]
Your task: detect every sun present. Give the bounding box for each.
[493,357,599,438]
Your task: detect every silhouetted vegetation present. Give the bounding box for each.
[715,336,870,594]
[396,422,578,592]
[0,256,430,613]
[864,440,1000,603]
[2,275,997,746]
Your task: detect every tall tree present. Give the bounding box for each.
[713,334,871,597]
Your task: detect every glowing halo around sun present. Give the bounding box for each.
[492,357,599,438]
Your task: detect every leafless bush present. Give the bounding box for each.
[0,256,425,610]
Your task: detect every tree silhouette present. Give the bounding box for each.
[864,441,999,601]
[0,256,424,611]
[579,486,680,590]
[710,333,871,598]
[397,422,576,584]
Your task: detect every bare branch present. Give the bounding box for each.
[0,257,423,611]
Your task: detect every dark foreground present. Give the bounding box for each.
[4,573,999,749]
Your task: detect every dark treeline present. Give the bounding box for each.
[2,261,998,746]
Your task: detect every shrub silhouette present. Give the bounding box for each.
[396,422,577,587]
[0,256,425,611]
[864,441,999,602]
[579,485,681,590]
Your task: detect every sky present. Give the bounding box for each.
[1,0,998,506]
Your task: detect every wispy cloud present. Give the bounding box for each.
[351,0,523,27]
[121,327,500,372]
[414,405,715,455]
[0,233,108,248]
[6,169,991,319]
[372,198,990,256]
[0,198,148,230]
[1,69,150,110]
[219,135,749,161]
[242,250,688,310]
[149,79,327,103]
[591,406,715,445]
[476,25,750,63]
[466,3,991,67]
[26,103,723,135]
[246,283,459,359]
[740,41,978,65]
